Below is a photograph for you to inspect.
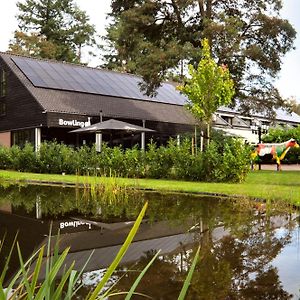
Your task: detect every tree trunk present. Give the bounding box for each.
[206,121,210,145]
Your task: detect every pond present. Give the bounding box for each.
[0,182,300,299]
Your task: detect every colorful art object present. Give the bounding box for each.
[251,138,299,171]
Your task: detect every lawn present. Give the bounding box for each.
[0,169,299,204]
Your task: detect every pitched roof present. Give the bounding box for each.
[0,52,195,125]
[218,106,300,124]
[11,56,186,105]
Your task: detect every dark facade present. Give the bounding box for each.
[0,52,195,149]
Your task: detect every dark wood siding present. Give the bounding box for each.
[0,56,46,132]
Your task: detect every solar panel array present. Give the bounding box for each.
[12,56,186,106]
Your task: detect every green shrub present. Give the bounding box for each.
[221,139,250,183]
[202,141,223,181]
[38,141,76,174]
[0,135,250,182]
[124,145,146,178]
[0,146,12,169]
[16,143,38,172]
[145,142,173,178]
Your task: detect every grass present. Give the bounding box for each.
[0,169,300,204]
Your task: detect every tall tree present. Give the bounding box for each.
[9,0,96,63]
[177,38,235,142]
[103,0,296,115]
[287,97,300,116]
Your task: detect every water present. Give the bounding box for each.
[0,182,300,299]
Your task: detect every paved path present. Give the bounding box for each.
[258,164,300,171]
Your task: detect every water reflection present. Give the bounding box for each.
[0,183,299,299]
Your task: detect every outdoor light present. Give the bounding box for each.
[251,121,269,138]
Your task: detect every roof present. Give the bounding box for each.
[1,52,299,126]
[218,106,300,124]
[0,52,195,125]
[11,56,186,105]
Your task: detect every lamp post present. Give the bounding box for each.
[250,122,269,170]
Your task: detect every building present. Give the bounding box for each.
[1,52,300,148]
[0,52,195,149]
[214,106,300,143]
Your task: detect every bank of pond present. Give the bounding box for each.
[0,182,300,299]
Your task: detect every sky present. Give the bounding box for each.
[0,0,299,102]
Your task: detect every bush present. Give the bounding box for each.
[15,143,38,172]
[221,139,250,182]
[0,145,12,169]
[144,142,173,178]
[38,141,76,174]
[124,145,146,178]
[0,136,250,182]
[201,133,250,182]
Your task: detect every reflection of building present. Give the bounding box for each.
[1,52,300,148]
[1,200,298,298]
[0,203,198,282]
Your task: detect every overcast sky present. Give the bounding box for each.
[0,0,299,102]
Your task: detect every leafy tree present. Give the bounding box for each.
[177,38,235,142]
[103,0,296,115]
[287,97,300,115]
[262,126,300,143]
[9,0,96,63]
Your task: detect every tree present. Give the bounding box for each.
[177,38,235,142]
[103,0,296,115]
[287,97,300,115]
[9,0,96,63]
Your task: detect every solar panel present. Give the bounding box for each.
[11,56,186,106]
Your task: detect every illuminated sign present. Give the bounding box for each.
[58,117,91,127]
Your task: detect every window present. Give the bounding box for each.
[0,69,7,97]
[241,118,251,126]
[12,129,35,148]
[221,116,233,125]
[0,102,6,116]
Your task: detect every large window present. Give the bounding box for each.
[12,129,35,148]
[0,69,7,98]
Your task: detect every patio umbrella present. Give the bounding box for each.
[69,119,154,134]
[69,118,154,151]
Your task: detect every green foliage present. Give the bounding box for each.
[262,126,300,143]
[178,39,235,124]
[104,0,296,114]
[262,126,300,163]
[202,138,250,183]
[39,141,77,174]
[123,145,146,178]
[14,143,38,172]
[0,136,250,182]
[9,0,96,63]
[0,146,12,170]
[144,142,174,179]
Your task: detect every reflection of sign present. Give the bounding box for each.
[60,220,92,230]
[58,117,91,128]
